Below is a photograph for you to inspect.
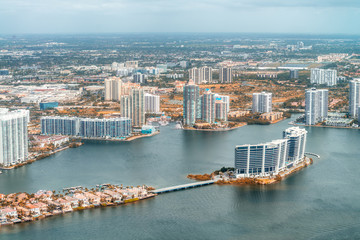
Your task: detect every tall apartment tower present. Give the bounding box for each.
[145,93,160,114]
[283,127,307,164]
[349,79,360,118]
[183,81,200,126]
[0,109,29,167]
[189,67,213,84]
[200,67,212,83]
[235,126,307,177]
[219,67,232,83]
[120,88,145,127]
[189,68,201,84]
[105,77,123,101]
[201,90,216,123]
[310,68,337,86]
[252,92,272,113]
[305,88,328,125]
[130,88,145,127]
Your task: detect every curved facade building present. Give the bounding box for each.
[235,127,307,177]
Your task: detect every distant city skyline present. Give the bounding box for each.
[1,0,360,34]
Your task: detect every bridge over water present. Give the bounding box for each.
[151,180,215,194]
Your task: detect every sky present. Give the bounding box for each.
[0,0,360,34]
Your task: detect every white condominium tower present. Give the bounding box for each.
[201,90,216,123]
[188,66,213,84]
[219,67,232,83]
[310,68,337,86]
[121,87,145,127]
[305,88,328,125]
[349,79,360,118]
[145,93,161,114]
[235,127,307,177]
[105,77,123,101]
[0,108,30,167]
[183,81,200,126]
[252,92,272,113]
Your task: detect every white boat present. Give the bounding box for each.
[159,121,169,126]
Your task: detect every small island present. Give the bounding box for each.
[0,184,156,226]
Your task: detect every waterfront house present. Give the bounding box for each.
[0,207,18,220]
[26,204,41,217]
[73,193,90,207]
[83,192,101,206]
[64,196,79,208]
[103,190,123,202]
[0,193,5,200]
[16,206,31,217]
[57,199,73,212]
[94,192,112,203]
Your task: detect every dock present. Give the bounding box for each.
[151,180,215,194]
[305,152,320,159]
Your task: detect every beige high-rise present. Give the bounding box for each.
[104,77,123,101]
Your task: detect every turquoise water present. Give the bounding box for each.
[1,116,360,239]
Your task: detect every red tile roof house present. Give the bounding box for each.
[103,190,123,203]
[25,204,41,217]
[16,206,31,217]
[83,192,101,206]
[73,193,90,207]
[57,199,73,212]
[64,196,79,208]
[0,207,18,220]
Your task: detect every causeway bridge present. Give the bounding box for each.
[305,152,321,159]
[151,180,215,194]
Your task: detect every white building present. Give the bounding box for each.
[219,67,232,83]
[310,68,337,86]
[145,93,161,114]
[349,79,360,118]
[188,67,213,84]
[252,92,272,113]
[305,88,328,125]
[0,109,29,167]
[104,77,122,101]
[133,73,146,84]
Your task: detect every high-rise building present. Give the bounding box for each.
[188,67,213,84]
[215,100,228,121]
[235,127,307,177]
[283,127,307,164]
[310,68,337,86]
[200,67,212,83]
[290,70,299,79]
[235,139,288,177]
[41,116,79,136]
[349,79,360,118]
[79,118,131,138]
[201,90,216,123]
[215,95,230,112]
[0,109,29,167]
[130,88,145,127]
[145,93,160,114]
[104,77,123,101]
[219,67,232,83]
[305,88,328,125]
[252,92,272,113]
[41,116,131,138]
[133,73,146,84]
[125,61,138,68]
[179,61,188,68]
[183,81,200,126]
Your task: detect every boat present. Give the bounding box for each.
[159,121,169,126]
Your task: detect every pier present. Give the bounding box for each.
[151,180,215,194]
[305,152,321,159]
